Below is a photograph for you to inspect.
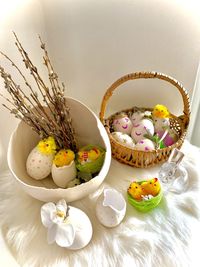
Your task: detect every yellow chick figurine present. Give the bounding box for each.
[37,136,57,155]
[141,178,161,197]
[128,182,145,201]
[53,149,75,167]
[152,104,170,119]
[78,147,101,163]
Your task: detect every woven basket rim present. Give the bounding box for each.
[99,71,190,168]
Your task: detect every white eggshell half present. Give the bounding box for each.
[26,147,53,180]
[134,139,155,151]
[51,161,77,188]
[96,188,126,228]
[131,119,154,142]
[111,132,135,148]
[67,206,93,250]
[112,116,133,135]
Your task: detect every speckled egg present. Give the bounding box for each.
[111,132,135,148]
[112,115,133,135]
[26,147,54,180]
[134,139,155,151]
[131,119,154,143]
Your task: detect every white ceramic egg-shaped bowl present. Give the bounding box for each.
[7,97,111,202]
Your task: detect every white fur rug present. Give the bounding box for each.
[0,141,200,267]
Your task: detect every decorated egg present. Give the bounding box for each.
[156,130,178,147]
[111,132,135,148]
[130,110,144,126]
[112,115,133,135]
[154,117,170,132]
[134,139,155,151]
[51,149,77,188]
[96,188,126,228]
[26,147,54,180]
[131,119,154,143]
[26,136,57,180]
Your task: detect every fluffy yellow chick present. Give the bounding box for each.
[141,178,161,196]
[78,147,101,163]
[53,149,75,167]
[128,182,145,201]
[152,104,170,119]
[37,136,57,155]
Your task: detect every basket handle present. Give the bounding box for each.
[99,71,190,127]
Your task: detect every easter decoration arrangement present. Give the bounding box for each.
[127,178,163,212]
[0,33,106,190]
[111,104,178,152]
[100,72,190,168]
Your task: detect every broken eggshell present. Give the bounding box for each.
[96,188,126,228]
[7,97,111,202]
[111,132,135,148]
[51,160,77,188]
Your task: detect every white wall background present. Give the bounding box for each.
[0,0,200,172]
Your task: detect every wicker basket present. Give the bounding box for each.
[99,72,190,168]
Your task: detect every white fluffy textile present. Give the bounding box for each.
[0,141,200,267]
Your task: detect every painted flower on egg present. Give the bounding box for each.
[112,115,133,135]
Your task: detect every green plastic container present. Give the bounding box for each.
[127,181,163,212]
[76,145,106,174]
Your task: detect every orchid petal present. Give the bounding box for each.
[55,223,75,248]
[41,202,56,228]
[56,199,67,213]
[47,224,57,244]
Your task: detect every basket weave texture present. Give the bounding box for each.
[99,72,190,168]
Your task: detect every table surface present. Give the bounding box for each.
[0,140,200,267]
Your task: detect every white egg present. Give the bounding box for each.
[154,117,170,132]
[131,111,144,126]
[51,161,77,188]
[111,132,135,148]
[65,206,93,250]
[134,139,155,151]
[131,118,154,142]
[96,188,126,228]
[112,116,133,135]
[26,147,54,180]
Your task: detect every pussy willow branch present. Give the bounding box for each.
[0,33,77,151]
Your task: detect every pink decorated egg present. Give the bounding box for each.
[112,115,133,135]
[156,130,178,147]
[134,139,155,151]
[131,119,154,143]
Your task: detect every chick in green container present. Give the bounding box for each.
[76,145,105,174]
[127,178,162,212]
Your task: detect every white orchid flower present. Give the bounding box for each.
[41,199,75,247]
